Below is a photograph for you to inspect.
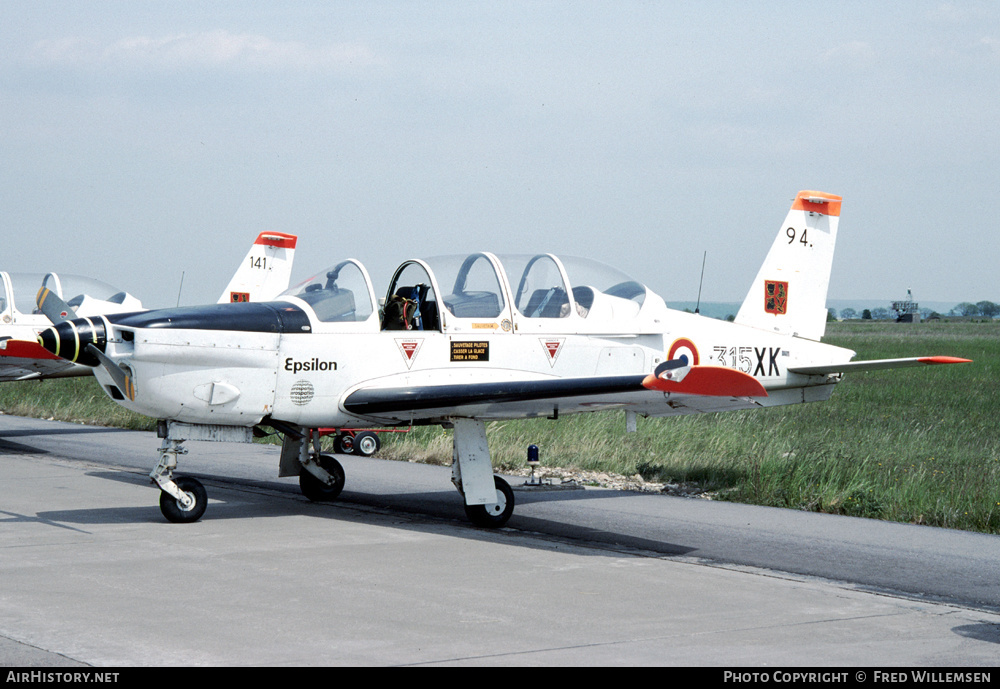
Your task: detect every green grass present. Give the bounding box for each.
[2,321,998,533]
[0,376,155,431]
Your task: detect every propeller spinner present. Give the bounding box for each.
[36,317,108,367]
[36,316,136,401]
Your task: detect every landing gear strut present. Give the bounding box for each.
[450,418,515,528]
[151,437,207,523]
[151,421,255,523]
[279,427,347,502]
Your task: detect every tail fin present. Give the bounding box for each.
[217,232,298,303]
[734,191,841,341]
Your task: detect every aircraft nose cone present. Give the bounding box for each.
[37,317,107,367]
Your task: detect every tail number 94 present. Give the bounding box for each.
[787,227,812,248]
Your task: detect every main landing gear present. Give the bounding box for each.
[450,418,515,529]
[280,427,346,503]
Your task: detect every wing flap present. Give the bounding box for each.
[789,355,971,376]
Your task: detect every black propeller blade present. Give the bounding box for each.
[86,343,136,401]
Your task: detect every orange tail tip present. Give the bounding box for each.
[643,366,768,398]
[918,356,972,365]
[255,231,297,249]
[792,190,842,217]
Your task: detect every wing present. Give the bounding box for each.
[0,338,84,381]
[788,356,971,376]
[342,365,767,423]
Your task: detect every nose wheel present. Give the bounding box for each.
[159,476,208,523]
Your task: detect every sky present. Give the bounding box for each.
[2,1,998,309]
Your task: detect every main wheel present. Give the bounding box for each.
[354,431,381,457]
[299,455,346,502]
[159,476,208,523]
[464,476,515,528]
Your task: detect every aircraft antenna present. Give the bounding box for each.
[694,251,706,314]
[176,271,185,307]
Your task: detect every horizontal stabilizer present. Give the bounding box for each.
[642,365,768,397]
[789,356,971,376]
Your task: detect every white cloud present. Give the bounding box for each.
[822,40,877,68]
[30,30,381,71]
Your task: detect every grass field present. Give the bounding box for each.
[2,321,997,533]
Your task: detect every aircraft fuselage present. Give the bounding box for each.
[88,294,850,429]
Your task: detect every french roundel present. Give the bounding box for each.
[667,338,699,366]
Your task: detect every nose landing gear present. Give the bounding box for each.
[151,437,207,523]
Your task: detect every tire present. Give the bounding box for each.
[354,431,381,457]
[464,476,515,528]
[299,455,346,502]
[159,476,208,523]
[334,433,354,454]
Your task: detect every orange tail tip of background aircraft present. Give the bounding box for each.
[36,191,970,527]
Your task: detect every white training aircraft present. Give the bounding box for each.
[37,191,969,526]
[1,231,296,381]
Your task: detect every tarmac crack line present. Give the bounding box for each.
[400,610,917,666]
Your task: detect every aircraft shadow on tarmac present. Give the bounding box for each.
[31,467,698,557]
[0,438,45,455]
[0,426,132,455]
[0,427,132,438]
[953,623,1000,645]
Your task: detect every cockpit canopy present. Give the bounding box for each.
[280,260,378,324]
[498,253,647,320]
[283,253,663,334]
[0,272,141,318]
